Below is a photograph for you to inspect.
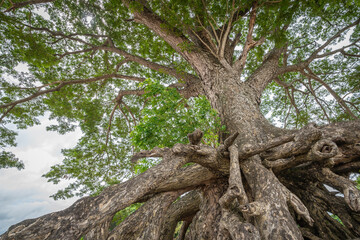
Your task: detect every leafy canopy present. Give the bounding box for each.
[0,0,359,199]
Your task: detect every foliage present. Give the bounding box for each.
[0,0,359,200]
[109,203,143,230]
[260,0,360,128]
[329,212,344,226]
[131,79,223,150]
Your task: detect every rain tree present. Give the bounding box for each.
[0,0,360,239]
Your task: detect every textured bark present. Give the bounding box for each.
[185,180,226,239]
[281,169,360,240]
[159,190,201,240]
[83,216,112,240]
[108,191,181,239]
[2,121,359,240]
[217,145,260,239]
[241,157,304,240]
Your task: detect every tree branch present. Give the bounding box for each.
[17,23,200,84]
[277,18,360,75]
[105,103,119,146]
[108,191,182,239]
[100,46,199,83]
[233,3,266,72]
[0,74,144,109]
[301,67,358,120]
[121,0,212,70]
[159,190,201,240]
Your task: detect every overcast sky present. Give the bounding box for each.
[0,117,81,234]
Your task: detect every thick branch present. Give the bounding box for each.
[233,3,265,72]
[240,156,304,239]
[121,0,211,71]
[17,23,200,84]
[244,47,283,98]
[115,89,145,103]
[0,146,192,239]
[238,133,295,160]
[217,144,261,239]
[100,46,199,83]
[261,123,322,161]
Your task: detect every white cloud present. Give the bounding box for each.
[0,116,82,234]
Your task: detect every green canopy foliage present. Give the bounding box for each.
[0,0,359,199]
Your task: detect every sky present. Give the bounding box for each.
[0,117,81,234]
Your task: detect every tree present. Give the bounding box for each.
[0,0,360,239]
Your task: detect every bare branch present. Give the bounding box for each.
[0,105,15,122]
[114,89,144,103]
[261,123,322,161]
[315,38,360,59]
[276,79,301,115]
[160,190,201,240]
[308,18,360,61]
[120,100,137,126]
[218,0,236,60]
[100,46,198,83]
[238,133,295,159]
[56,47,100,60]
[20,23,96,47]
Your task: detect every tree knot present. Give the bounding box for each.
[187,129,203,145]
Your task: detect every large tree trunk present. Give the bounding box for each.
[188,50,306,239]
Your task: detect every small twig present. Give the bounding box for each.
[121,101,137,126]
[306,78,331,123]
[0,104,16,122]
[118,105,132,133]
[105,103,119,146]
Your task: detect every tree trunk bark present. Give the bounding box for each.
[191,52,306,239]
